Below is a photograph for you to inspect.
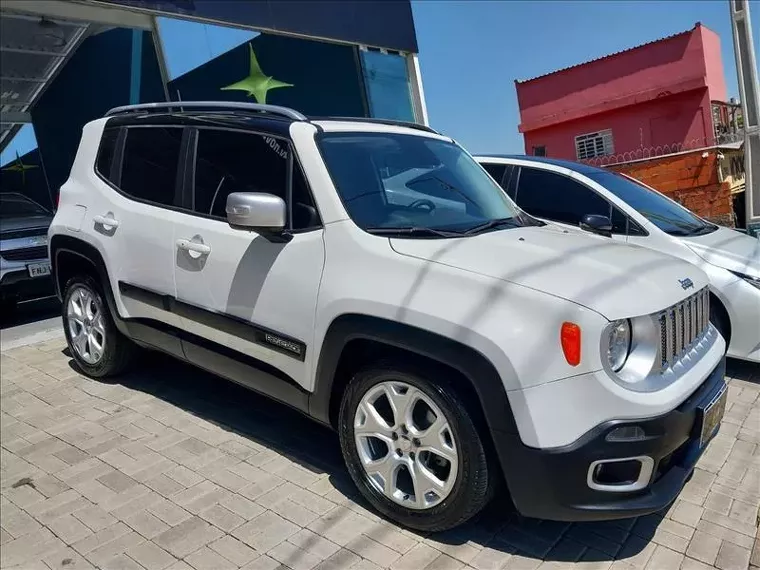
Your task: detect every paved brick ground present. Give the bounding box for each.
[1,338,758,570]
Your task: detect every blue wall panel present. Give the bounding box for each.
[98,0,418,53]
[31,28,165,201]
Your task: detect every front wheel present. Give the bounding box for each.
[62,275,134,378]
[339,362,492,532]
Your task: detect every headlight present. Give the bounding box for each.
[730,270,760,290]
[606,319,631,372]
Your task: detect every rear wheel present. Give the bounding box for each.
[339,362,492,532]
[62,275,134,377]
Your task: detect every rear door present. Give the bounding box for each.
[93,124,187,334]
[172,126,325,391]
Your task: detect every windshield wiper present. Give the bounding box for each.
[366,226,464,238]
[464,217,521,235]
[688,224,719,236]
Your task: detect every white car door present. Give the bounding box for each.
[91,123,185,333]
[172,127,325,391]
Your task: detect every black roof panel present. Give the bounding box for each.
[475,154,606,175]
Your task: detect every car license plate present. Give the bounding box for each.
[700,386,727,447]
[27,262,51,278]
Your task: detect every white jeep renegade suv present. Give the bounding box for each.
[49,102,727,532]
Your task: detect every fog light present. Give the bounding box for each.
[606,426,646,442]
[587,456,654,492]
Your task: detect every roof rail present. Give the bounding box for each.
[314,116,440,135]
[105,101,308,121]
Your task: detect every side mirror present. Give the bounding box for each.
[580,214,613,238]
[226,192,289,240]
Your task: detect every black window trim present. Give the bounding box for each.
[513,164,650,237]
[93,124,193,215]
[183,124,324,233]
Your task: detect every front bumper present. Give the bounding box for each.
[0,264,54,302]
[496,357,726,521]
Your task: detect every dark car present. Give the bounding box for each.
[0,192,54,309]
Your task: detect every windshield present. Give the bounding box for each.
[588,172,717,236]
[0,193,49,218]
[318,132,524,235]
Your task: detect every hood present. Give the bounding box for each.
[0,214,52,236]
[681,226,760,279]
[390,225,709,320]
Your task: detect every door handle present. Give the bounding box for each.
[176,238,211,256]
[93,214,119,228]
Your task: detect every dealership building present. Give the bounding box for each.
[0,0,427,211]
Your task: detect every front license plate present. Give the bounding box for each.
[700,386,727,447]
[27,262,51,278]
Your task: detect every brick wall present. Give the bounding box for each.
[607,150,734,226]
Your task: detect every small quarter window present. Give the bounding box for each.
[96,126,119,183]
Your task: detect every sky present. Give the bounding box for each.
[1,0,757,166]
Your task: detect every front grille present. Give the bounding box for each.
[0,246,48,262]
[658,288,710,371]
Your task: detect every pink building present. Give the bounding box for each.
[515,23,732,162]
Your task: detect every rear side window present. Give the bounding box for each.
[120,127,183,207]
[96,126,119,183]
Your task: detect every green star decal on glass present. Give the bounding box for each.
[2,151,38,186]
[220,44,293,104]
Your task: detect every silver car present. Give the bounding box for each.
[0,193,54,310]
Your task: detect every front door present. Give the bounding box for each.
[172,127,325,390]
[513,166,630,243]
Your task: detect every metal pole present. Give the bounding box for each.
[406,53,429,126]
[729,0,760,232]
[150,16,171,102]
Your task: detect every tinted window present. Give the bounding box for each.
[193,129,319,230]
[481,163,506,185]
[96,126,119,183]
[121,127,183,206]
[504,166,519,200]
[588,172,716,236]
[360,50,415,122]
[0,194,49,218]
[318,133,521,233]
[515,167,610,226]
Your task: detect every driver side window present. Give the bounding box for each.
[192,128,319,230]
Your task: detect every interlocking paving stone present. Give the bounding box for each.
[3,339,758,570]
[209,534,259,567]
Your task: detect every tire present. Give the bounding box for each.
[62,274,134,378]
[339,361,492,532]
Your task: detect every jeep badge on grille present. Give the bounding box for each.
[678,278,694,290]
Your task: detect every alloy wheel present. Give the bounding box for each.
[67,286,106,365]
[354,380,458,510]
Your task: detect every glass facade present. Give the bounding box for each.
[360,50,415,122]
